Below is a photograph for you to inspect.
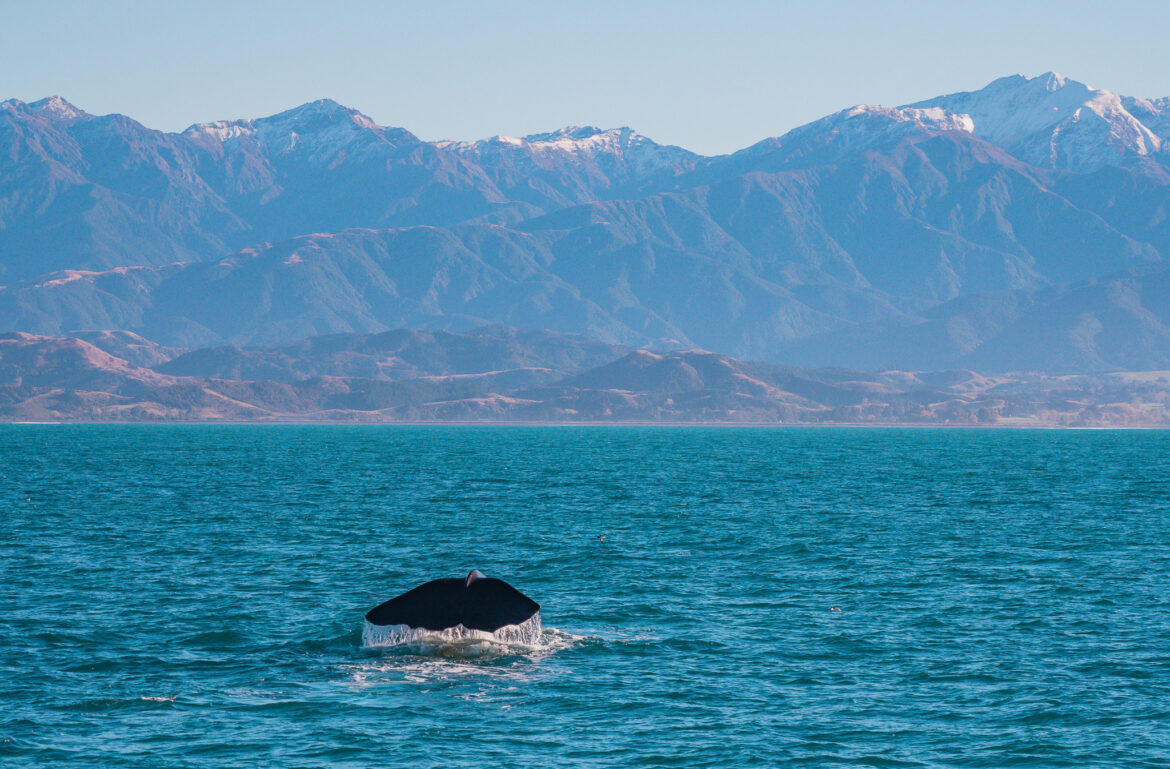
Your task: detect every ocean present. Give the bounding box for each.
[3,425,1169,767]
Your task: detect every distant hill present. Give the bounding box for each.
[2,73,1169,373]
[154,325,627,382]
[3,329,1168,425]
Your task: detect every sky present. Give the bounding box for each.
[2,0,1169,155]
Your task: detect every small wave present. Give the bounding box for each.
[289,626,364,653]
[178,629,248,647]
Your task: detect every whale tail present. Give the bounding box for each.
[365,571,540,634]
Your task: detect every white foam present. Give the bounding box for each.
[340,625,590,689]
[362,612,544,652]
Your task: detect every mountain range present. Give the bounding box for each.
[2,72,1170,375]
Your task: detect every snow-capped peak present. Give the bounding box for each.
[442,125,694,162]
[181,100,417,160]
[263,98,377,128]
[26,96,87,121]
[442,125,658,153]
[1031,71,1077,92]
[530,126,644,153]
[184,100,387,138]
[908,72,1166,172]
[523,125,611,143]
[183,119,255,142]
[435,125,698,188]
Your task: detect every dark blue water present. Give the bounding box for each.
[2,426,1169,767]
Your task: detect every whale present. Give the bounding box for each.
[363,570,541,647]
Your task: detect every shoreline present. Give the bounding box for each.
[5,420,1170,430]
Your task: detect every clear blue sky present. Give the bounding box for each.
[3,0,1168,155]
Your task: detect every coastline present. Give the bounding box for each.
[5,419,1169,429]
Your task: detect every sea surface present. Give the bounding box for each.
[2,426,1169,768]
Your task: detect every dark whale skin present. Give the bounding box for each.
[365,576,540,633]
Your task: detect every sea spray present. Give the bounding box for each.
[362,612,544,651]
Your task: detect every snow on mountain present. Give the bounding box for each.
[182,99,419,162]
[732,72,1169,177]
[5,79,1170,374]
[438,125,698,182]
[522,125,696,170]
[0,96,90,124]
[429,126,699,209]
[26,95,88,121]
[1122,95,1170,143]
[908,72,1168,173]
[792,104,975,143]
[731,103,976,170]
[183,120,253,143]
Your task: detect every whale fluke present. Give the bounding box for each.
[365,571,540,633]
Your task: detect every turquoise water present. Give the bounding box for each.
[3,426,1169,767]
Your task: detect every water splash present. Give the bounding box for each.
[343,624,588,691]
[361,612,544,655]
